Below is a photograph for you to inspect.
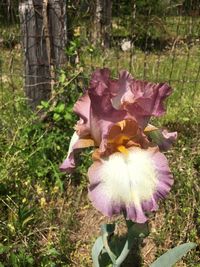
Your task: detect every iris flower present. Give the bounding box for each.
[60,69,177,223]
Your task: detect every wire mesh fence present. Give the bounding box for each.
[0,2,200,266]
[0,0,200,119]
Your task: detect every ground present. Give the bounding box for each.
[0,42,199,266]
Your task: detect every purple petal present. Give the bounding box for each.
[147,129,177,151]
[60,132,79,172]
[92,69,173,129]
[59,153,76,173]
[110,70,134,109]
[124,81,172,128]
[73,92,91,137]
[88,69,127,147]
[60,132,95,172]
[88,147,173,223]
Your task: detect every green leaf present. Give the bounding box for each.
[41,100,49,109]
[22,214,34,228]
[0,244,8,254]
[10,253,18,267]
[54,103,65,114]
[64,112,72,121]
[114,222,149,266]
[92,236,104,267]
[46,248,60,256]
[53,113,61,121]
[101,224,116,263]
[59,73,66,83]
[182,117,190,122]
[150,242,197,267]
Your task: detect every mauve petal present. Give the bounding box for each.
[88,69,127,148]
[160,130,178,150]
[88,147,173,223]
[111,70,134,109]
[147,129,177,151]
[74,69,173,147]
[59,153,76,173]
[60,132,79,172]
[73,92,91,137]
[90,68,110,89]
[125,205,148,223]
[60,131,95,172]
[93,69,172,129]
[91,69,133,97]
[124,81,172,127]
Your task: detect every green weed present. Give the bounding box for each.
[0,30,199,266]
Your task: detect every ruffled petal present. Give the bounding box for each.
[88,147,173,223]
[88,69,127,148]
[73,92,91,137]
[147,128,177,151]
[73,69,172,149]
[60,132,95,172]
[110,70,134,109]
[91,69,172,129]
[124,81,172,128]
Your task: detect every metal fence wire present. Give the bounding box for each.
[0,0,200,115]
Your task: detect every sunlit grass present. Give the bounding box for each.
[0,38,199,266]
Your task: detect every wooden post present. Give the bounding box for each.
[90,0,112,49]
[19,0,67,110]
[102,0,112,49]
[90,0,102,46]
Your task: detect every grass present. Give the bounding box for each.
[0,30,200,266]
[165,16,200,39]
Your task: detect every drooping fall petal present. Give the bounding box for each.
[60,132,95,172]
[146,128,177,151]
[88,147,173,223]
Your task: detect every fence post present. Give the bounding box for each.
[90,0,102,46]
[19,0,67,110]
[102,0,112,49]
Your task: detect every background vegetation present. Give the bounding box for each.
[0,0,199,266]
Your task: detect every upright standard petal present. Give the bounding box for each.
[124,80,172,128]
[88,69,127,149]
[92,69,173,129]
[110,70,134,109]
[88,147,173,223]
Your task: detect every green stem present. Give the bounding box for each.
[114,239,131,266]
[115,214,135,266]
[101,223,116,264]
[113,214,149,267]
[102,233,116,264]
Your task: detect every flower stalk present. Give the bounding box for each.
[60,68,179,266]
